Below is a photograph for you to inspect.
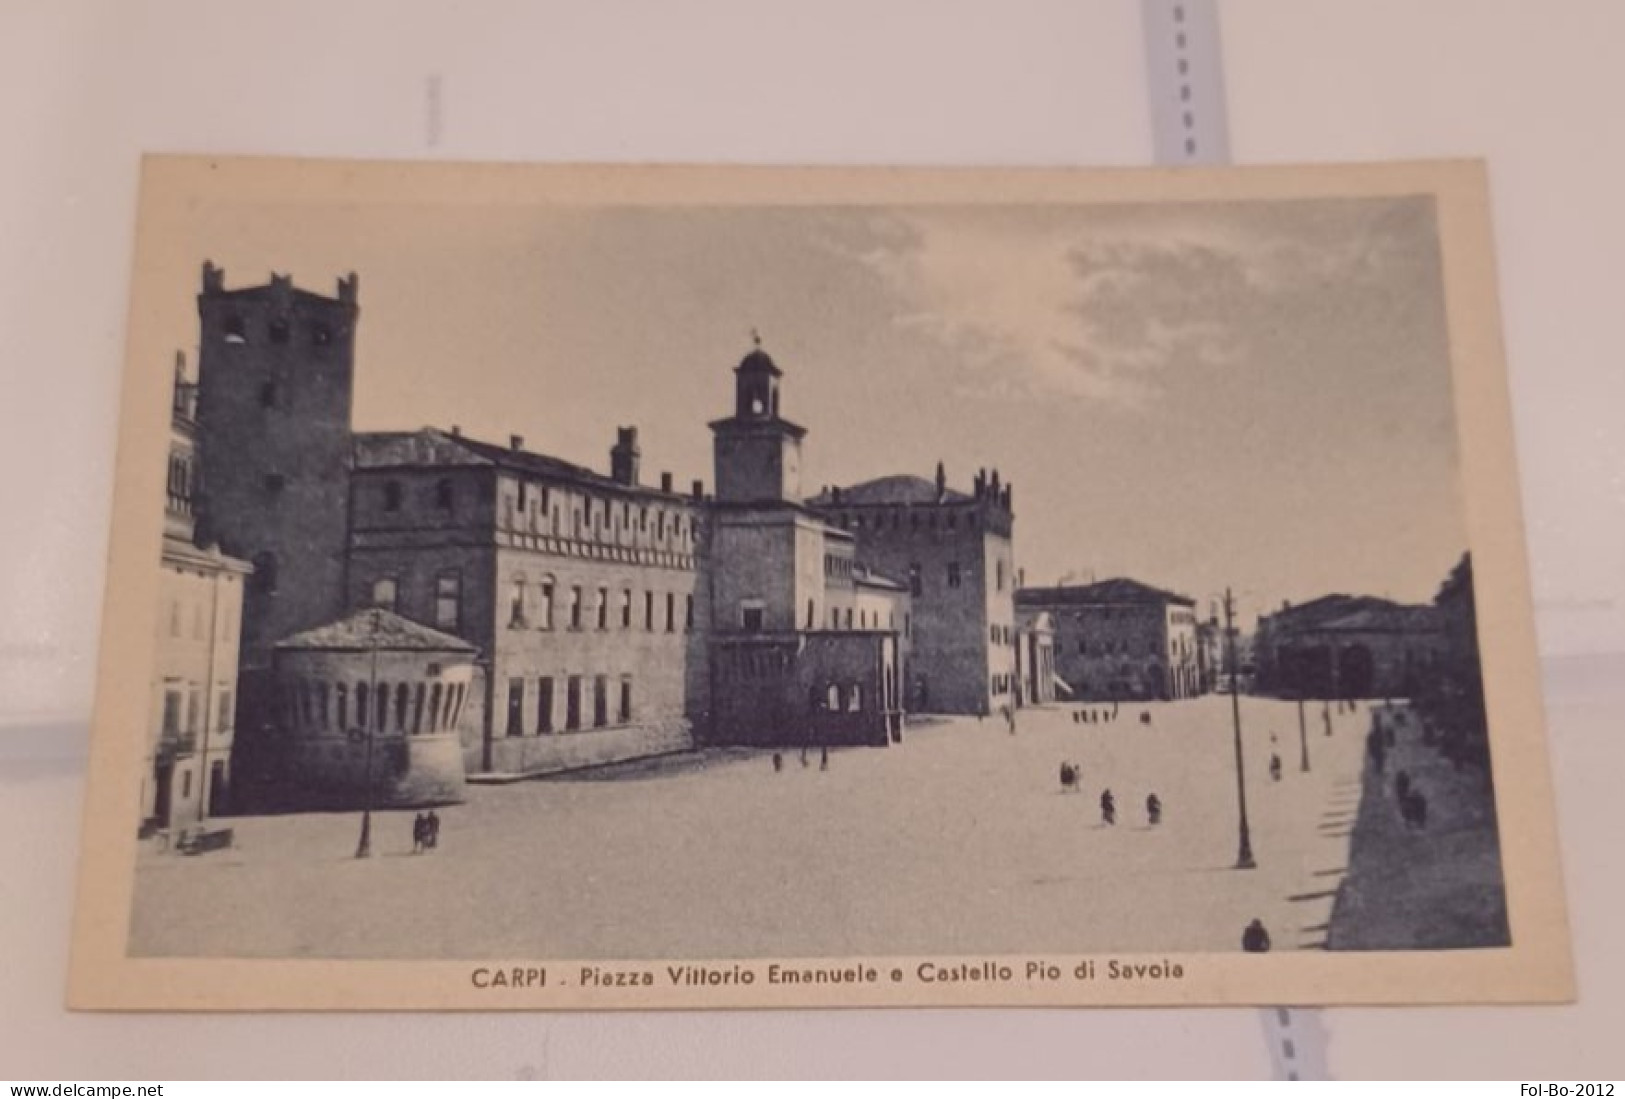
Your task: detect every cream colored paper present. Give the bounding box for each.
[69,156,1571,1010]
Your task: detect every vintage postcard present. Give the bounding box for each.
[69,157,1572,1010]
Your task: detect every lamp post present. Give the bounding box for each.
[355,611,380,859]
[1297,691,1311,773]
[1224,588,1256,870]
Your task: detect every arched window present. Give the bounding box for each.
[428,683,444,732]
[435,478,455,511]
[396,683,410,732]
[354,683,369,730]
[372,577,398,610]
[374,683,390,730]
[847,683,863,712]
[826,683,840,711]
[412,683,426,734]
[335,683,349,730]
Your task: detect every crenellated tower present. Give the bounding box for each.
[193,262,360,722]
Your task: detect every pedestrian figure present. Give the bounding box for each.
[425,810,441,851]
[800,746,810,768]
[819,745,829,771]
[411,813,426,854]
[772,752,784,772]
[1146,793,1162,826]
[1059,761,1077,793]
[1394,769,1411,801]
[1323,703,1333,738]
[1242,918,1272,953]
[1269,753,1282,782]
[1007,706,1017,735]
[1100,788,1116,826]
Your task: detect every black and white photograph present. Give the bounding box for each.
[68,157,1570,1010]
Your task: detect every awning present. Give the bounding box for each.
[1052,674,1075,697]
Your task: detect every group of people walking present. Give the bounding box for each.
[1057,766,1162,828]
[771,746,830,772]
[411,811,441,854]
[1071,705,1122,725]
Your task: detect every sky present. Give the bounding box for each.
[153,192,1468,625]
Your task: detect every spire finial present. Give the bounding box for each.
[750,327,762,349]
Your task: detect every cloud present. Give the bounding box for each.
[814,199,1437,410]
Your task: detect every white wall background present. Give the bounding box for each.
[1,0,1619,1079]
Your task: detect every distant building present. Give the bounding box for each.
[1014,608,1058,707]
[1253,594,1444,699]
[1015,578,1202,701]
[806,463,1016,716]
[143,354,252,833]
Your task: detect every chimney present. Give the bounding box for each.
[660,472,673,494]
[450,425,462,438]
[510,434,525,451]
[201,260,224,293]
[611,426,641,486]
[935,461,947,501]
[691,479,704,500]
[337,271,359,304]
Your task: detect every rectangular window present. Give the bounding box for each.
[621,588,633,628]
[509,578,526,626]
[182,770,192,799]
[596,586,609,630]
[434,571,461,630]
[162,689,182,736]
[569,585,583,629]
[592,675,609,728]
[685,593,695,631]
[186,687,201,734]
[997,559,1006,592]
[947,561,962,588]
[216,688,233,733]
[908,562,923,598]
[539,580,555,629]
[665,593,676,632]
[565,676,582,730]
[506,678,525,737]
[618,677,633,723]
[742,606,765,632]
[536,677,555,733]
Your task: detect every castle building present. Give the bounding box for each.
[143,353,251,833]
[345,424,709,778]
[183,267,1006,806]
[1015,578,1202,702]
[806,464,1017,716]
[705,346,909,747]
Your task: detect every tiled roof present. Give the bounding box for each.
[354,428,693,500]
[274,607,477,653]
[1016,577,1195,608]
[807,474,973,507]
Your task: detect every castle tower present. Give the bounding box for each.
[192,263,360,705]
[708,341,807,504]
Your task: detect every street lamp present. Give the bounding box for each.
[1224,588,1256,870]
[355,610,381,859]
[1297,690,1311,773]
